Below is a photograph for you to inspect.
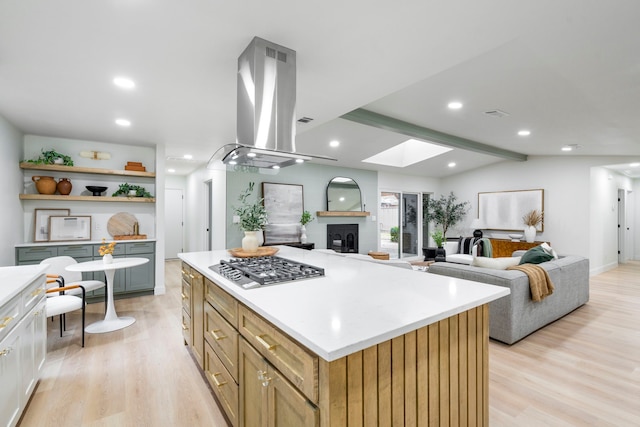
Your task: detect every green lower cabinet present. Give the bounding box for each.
[15,241,155,302]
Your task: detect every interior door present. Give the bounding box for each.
[380,192,400,258]
[401,193,418,258]
[164,188,184,259]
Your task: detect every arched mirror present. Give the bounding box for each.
[327,177,363,211]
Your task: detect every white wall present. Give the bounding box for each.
[184,165,226,252]
[441,156,638,275]
[0,115,24,266]
[635,179,640,260]
[378,171,440,194]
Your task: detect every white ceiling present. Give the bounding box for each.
[1,1,639,178]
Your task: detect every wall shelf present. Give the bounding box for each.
[19,194,155,203]
[19,162,156,178]
[316,211,370,217]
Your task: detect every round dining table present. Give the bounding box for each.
[66,257,149,333]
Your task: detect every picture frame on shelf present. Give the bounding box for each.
[48,216,92,241]
[34,208,70,242]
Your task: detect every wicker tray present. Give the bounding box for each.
[228,246,279,258]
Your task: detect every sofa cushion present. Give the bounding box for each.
[519,246,555,265]
[472,256,522,270]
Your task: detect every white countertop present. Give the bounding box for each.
[0,264,48,307]
[179,246,510,362]
[15,238,156,247]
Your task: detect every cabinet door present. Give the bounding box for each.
[15,246,58,265]
[240,338,268,427]
[267,366,318,427]
[33,299,47,377]
[0,323,22,427]
[125,254,155,292]
[191,269,204,368]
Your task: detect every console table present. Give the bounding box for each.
[489,239,548,258]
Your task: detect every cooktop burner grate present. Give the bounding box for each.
[210,255,324,288]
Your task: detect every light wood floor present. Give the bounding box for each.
[19,260,640,426]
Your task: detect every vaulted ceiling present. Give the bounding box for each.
[1,1,639,177]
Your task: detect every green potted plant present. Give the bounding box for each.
[23,149,74,166]
[112,183,153,198]
[233,182,268,252]
[299,210,314,243]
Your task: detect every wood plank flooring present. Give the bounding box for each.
[19,259,640,426]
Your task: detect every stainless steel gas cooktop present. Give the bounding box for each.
[209,255,325,289]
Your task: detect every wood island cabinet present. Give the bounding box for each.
[182,260,491,426]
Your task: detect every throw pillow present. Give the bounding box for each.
[540,242,559,259]
[519,246,554,265]
[457,237,480,255]
[472,256,522,270]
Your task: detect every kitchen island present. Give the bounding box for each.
[179,246,509,426]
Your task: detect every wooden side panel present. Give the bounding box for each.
[318,305,489,427]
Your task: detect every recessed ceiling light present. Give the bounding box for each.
[295,158,304,164]
[247,152,257,158]
[228,160,237,165]
[168,168,176,173]
[517,130,531,136]
[561,145,573,152]
[115,118,131,127]
[272,165,280,170]
[448,162,456,168]
[448,101,463,110]
[329,140,340,147]
[183,154,193,159]
[113,77,135,89]
[630,162,640,167]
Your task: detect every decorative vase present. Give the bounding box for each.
[32,176,57,195]
[103,254,113,264]
[257,230,264,247]
[524,225,536,243]
[434,247,447,262]
[57,178,72,195]
[300,225,307,244]
[242,231,259,252]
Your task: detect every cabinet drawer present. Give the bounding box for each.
[205,278,238,328]
[205,303,239,381]
[16,246,58,262]
[181,281,191,315]
[125,242,154,255]
[205,342,239,427]
[0,295,21,342]
[181,263,191,286]
[57,244,93,258]
[238,305,318,403]
[182,309,191,346]
[93,244,125,256]
[21,274,46,314]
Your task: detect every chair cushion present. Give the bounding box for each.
[65,280,105,294]
[46,295,83,318]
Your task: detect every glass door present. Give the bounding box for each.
[401,193,419,258]
[379,192,400,258]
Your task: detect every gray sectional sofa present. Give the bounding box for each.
[428,255,589,344]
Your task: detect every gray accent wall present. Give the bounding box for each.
[226,163,378,253]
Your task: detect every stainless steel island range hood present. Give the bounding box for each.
[209,37,336,170]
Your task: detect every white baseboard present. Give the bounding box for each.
[589,261,618,276]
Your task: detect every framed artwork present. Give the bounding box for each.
[48,216,92,241]
[478,189,544,231]
[34,208,70,242]
[262,182,303,244]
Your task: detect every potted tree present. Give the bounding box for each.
[233,182,268,252]
[431,229,447,262]
[426,192,470,261]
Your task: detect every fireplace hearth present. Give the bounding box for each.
[327,224,359,253]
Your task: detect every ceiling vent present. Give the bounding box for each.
[484,109,510,118]
[297,117,314,124]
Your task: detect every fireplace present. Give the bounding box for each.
[327,224,359,253]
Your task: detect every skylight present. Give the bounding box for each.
[362,139,452,168]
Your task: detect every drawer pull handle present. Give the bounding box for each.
[211,329,226,341]
[181,293,188,300]
[0,316,14,329]
[0,347,13,357]
[257,370,272,387]
[31,288,44,296]
[211,372,227,387]
[182,324,188,330]
[189,274,195,279]
[255,334,276,351]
